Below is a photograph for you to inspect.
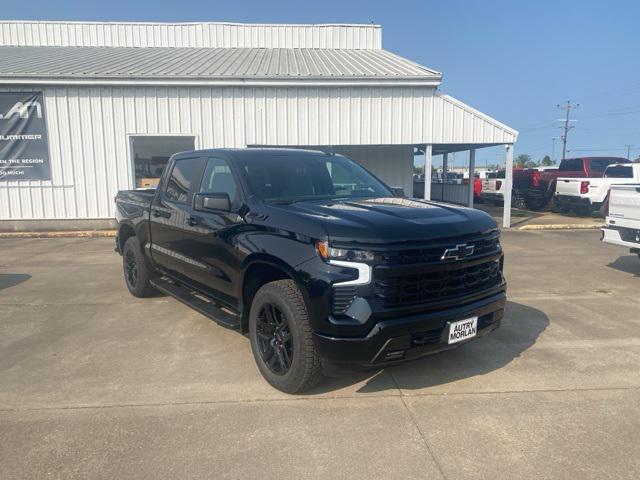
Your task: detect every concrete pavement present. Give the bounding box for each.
[0,231,639,479]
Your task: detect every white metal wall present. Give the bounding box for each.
[0,85,516,220]
[327,145,414,196]
[0,21,382,50]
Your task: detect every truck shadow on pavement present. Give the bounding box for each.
[607,255,640,277]
[0,273,31,291]
[309,301,548,394]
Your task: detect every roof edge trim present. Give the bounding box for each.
[0,77,442,87]
[438,92,518,138]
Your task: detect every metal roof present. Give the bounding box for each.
[0,45,441,85]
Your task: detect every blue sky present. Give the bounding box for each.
[3,0,640,166]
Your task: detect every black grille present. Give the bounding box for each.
[332,286,357,315]
[378,232,500,265]
[374,259,501,308]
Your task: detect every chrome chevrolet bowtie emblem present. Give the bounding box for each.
[441,243,475,261]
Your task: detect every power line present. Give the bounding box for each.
[557,101,579,160]
[576,107,640,120]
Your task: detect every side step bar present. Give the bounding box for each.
[150,277,240,330]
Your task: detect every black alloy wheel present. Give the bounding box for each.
[255,303,293,375]
[121,237,156,298]
[124,248,138,289]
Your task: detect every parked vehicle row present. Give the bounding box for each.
[116,149,506,393]
[514,157,629,211]
[479,157,632,216]
[555,163,640,216]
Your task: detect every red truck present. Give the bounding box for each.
[513,157,630,210]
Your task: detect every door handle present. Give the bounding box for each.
[152,209,170,218]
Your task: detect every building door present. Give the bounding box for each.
[130,136,195,188]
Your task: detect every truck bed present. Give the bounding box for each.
[607,185,640,228]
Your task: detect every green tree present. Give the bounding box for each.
[515,154,532,168]
[524,160,538,168]
[540,155,554,166]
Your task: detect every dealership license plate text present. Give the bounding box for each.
[448,317,478,344]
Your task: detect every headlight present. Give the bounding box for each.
[316,240,375,262]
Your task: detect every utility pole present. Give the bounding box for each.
[557,101,579,160]
[625,144,632,160]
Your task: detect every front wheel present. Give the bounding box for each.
[249,279,324,393]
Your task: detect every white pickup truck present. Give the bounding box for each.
[601,184,640,258]
[555,163,640,216]
[481,171,508,205]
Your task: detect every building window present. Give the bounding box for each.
[130,136,195,188]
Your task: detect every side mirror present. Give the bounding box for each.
[390,187,405,198]
[193,192,231,212]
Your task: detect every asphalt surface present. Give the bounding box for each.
[0,231,639,479]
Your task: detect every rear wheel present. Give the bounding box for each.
[599,197,610,218]
[249,279,324,393]
[122,237,157,298]
[557,202,572,215]
[572,205,592,217]
[524,196,547,211]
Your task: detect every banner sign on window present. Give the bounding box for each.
[0,92,51,181]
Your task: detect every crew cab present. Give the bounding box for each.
[115,149,506,393]
[513,157,629,210]
[602,184,640,259]
[555,163,640,216]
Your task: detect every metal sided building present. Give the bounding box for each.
[0,21,518,231]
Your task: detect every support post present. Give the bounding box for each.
[468,148,476,208]
[503,144,514,228]
[423,144,432,200]
[441,152,448,201]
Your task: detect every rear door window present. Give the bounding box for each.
[604,165,633,178]
[590,158,626,173]
[164,157,205,204]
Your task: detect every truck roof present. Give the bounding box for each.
[173,147,333,161]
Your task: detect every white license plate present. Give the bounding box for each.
[447,317,478,344]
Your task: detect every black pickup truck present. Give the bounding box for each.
[115,148,506,393]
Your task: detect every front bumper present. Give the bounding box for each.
[313,291,505,374]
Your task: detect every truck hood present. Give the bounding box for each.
[266,197,497,244]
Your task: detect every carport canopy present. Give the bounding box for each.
[418,143,515,228]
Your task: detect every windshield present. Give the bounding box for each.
[237,154,393,203]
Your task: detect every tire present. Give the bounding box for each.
[572,205,592,217]
[524,196,547,211]
[556,202,572,215]
[249,279,324,394]
[122,237,157,298]
[599,197,609,218]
